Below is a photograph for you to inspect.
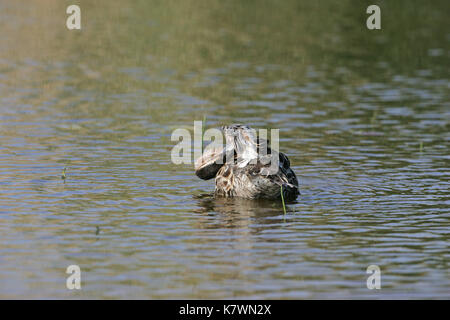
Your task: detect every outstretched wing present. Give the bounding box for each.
[195,146,226,180]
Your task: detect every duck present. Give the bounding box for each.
[195,124,299,200]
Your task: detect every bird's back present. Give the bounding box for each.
[215,151,299,200]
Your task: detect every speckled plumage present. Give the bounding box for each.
[195,124,299,200]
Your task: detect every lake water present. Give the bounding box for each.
[0,0,448,299]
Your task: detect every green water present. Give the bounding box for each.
[0,0,448,299]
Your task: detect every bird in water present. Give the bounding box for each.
[195,124,299,200]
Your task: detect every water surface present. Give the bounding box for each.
[0,0,449,299]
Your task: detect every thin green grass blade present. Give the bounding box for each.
[281,185,287,215]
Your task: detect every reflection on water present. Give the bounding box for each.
[0,0,449,298]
